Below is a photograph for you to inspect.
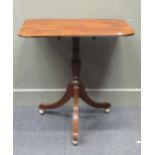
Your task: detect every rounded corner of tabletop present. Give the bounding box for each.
[18,19,135,38]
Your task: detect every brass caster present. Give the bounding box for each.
[72,140,78,145]
[104,108,111,113]
[39,109,45,115]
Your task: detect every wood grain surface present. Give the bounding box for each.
[19,19,134,37]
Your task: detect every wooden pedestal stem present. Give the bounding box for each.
[39,37,111,145]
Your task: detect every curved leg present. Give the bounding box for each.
[80,83,111,109]
[72,84,79,145]
[39,83,72,110]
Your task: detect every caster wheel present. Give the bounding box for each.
[39,109,45,115]
[104,108,111,113]
[72,140,78,145]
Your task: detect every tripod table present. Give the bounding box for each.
[19,19,134,145]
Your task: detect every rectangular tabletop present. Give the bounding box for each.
[19,19,134,37]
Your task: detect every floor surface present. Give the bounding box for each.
[14,104,141,155]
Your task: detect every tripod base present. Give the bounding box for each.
[39,81,111,144]
[38,37,111,145]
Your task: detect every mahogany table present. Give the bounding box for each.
[19,19,134,145]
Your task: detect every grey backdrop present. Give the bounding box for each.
[14,0,141,106]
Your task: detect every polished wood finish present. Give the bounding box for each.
[39,83,72,109]
[72,83,79,144]
[19,19,134,145]
[80,83,110,108]
[19,19,134,37]
[38,38,111,144]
